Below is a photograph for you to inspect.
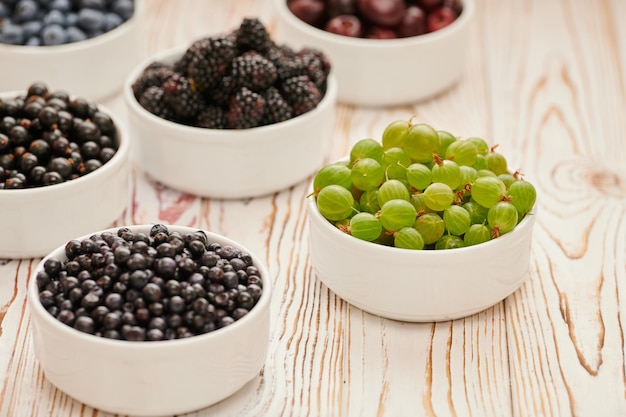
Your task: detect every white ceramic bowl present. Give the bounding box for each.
[0,92,130,259]
[28,224,272,417]
[123,47,337,199]
[307,180,536,322]
[0,0,142,100]
[273,0,474,106]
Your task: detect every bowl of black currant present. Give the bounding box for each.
[0,83,130,258]
[28,223,272,416]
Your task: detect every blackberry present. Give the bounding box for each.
[174,37,216,76]
[187,36,237,91]
[230,51,278,92]
[262,87,293,126]
[132,62,176,98]
[195,106,226,129]
[281,75,323,116]
[234,18,273,53]
[208,75,235,107]
[138,86,173,120]
[226,87,266,129]
[162,74,203,121]
[298,48,332,88]
[266,45,307,81]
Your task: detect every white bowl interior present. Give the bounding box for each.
[272,0,475,106]
[0,93,130,259]
[28,224,272,416]
[123,47,337,199]
[307,181,536,322]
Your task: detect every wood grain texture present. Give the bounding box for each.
[1,0,626,416]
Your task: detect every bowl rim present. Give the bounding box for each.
[123,46,338,143]
[306,160,537,257]
[0,91,130,197]
[273,0,475,48]
[28,224,273,349]
[0,0,141,54]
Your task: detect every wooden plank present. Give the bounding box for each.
[2,0,626,416]
[495,0,626,416]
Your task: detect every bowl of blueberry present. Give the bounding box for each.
[0,82,130,258]
[123,17,337,199]
[307,118,537,321]
[273,0,474,106]
[28,223,272,416]
[0,0,141,100]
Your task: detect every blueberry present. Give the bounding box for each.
[79,0,106,10]
[41,24,67,45]
[49,0,71,12]
[65,11,78,26]
[36,0,54,5]
[13,0,39,23]
[22,20,43,38]
[1,24,25,45]
[0,3,8,19]
[25,36,40,45]
[112,0,133,20]
[66,26,87,42]
[43,9,65,26]
[78,8,105,32]
[103,12,122,31]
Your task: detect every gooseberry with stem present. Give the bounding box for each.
[378,199,417,232]
[470,176,507,208]
[316,184,355,221]
[487,201,518,237]
[423,182,454,211]
[394,227,425,250]
[349,212,383,242]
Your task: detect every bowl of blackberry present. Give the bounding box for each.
[273,0,475,106]
[0,0,141,100]
[124,17,337,199]
[0,82,129,258]
[28,224,272,416]
[307,118,537,321]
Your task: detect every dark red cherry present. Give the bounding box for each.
[325,14,364,37]
[426,6,457,32]
[288,0,327,27]
[398,5,426,37]
[356,0,405,27]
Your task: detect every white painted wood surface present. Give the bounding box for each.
[1,0,626,416]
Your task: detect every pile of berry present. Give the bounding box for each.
[288,0,462,39]
[312,119,536,250]
[36,224,265,341]
[0,0,134,46]
[132,18,331,130]
[0,82,120,189]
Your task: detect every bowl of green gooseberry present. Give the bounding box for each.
[306,119,537,322]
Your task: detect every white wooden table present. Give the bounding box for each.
[2,0,626,415]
